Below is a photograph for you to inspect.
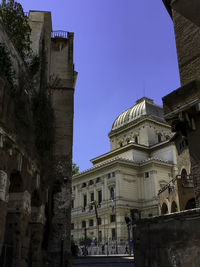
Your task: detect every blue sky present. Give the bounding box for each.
[19,0,180,171]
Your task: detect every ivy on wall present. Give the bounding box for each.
[0,0,32,61]
[0,1,56,159]
[0,42,15,90]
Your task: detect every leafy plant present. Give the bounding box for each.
[72,162,79,175]
[79,233,93,246]
[0,42,15,90]
[0,0,32,60]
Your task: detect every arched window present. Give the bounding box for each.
[158,134,162,143]
[135,136,138,144]
[185,198,196,210]
[161,203,168,215]
[181,169,187,180]
[171,201,178,213]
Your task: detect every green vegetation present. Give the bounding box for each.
[79,233,93,246]
[0,0,32,61]
[72,162,79,175]
[0,43,15,90]
[0,1,55,159]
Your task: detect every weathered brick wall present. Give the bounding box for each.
[134,209,200,267]
[172,9,200,86]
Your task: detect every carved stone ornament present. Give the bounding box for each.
[0,170,9,202]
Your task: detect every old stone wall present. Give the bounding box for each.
[47,32,76,267]
[0,19,25,86]
[134,208,200,267]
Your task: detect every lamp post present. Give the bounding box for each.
[125,216,131,256]
[91,200,100,248]
[111,196,118,254]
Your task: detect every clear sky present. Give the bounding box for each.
[18,0,180,171]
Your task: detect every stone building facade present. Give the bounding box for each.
[71,97,185,250]
[134,1,200,266]
[158,148,195,214]
[0,10,76,267]
[162,0,200,207]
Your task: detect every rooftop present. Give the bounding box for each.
[111,97,165,132]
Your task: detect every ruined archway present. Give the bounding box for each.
[161,203,168,215]
[181,168,187,180]
[9,170,23,193]
[185,198,196,210]
[171,201,178,213]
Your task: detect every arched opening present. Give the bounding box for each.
[135,136,138,144]
[171,201,178,213]
[1,171,24,266]
[9,171,23,193]
[185,198,196,210]
[161,203,168,215]
[31,189,42,207]
[181,169,187,180]
[158,134,162,143]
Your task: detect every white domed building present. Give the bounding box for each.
[71,97,178,250]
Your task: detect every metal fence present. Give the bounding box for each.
[77,240,133,256]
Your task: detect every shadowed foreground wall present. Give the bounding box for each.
[134,208,200,267]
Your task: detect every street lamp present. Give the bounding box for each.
[124,216,131,256]
[90,200,100,248]
[111,194,118,254]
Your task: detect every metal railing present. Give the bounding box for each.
[51,30,68,39]
[158,174,193,195]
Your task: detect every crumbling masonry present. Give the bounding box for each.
[0,11,77,267]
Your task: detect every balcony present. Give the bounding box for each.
[51,30,68,39]
[107,176,116,185]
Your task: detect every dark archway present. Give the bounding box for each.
[171,201,178,213]
[185,198,196,210]
[9,171,23,193]
[161,203,168,215]
[31,189,42,207]
[181,169,187,180]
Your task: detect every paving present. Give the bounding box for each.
[72,255,134,267]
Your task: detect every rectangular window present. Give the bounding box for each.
[98,190,102,204]
[71,199,74,209]
[112,172,115,177]
[83,195,87,208]
[144,172,149,178]
[110,214,116,223]
[71,223,74,230]
[91,192,94,202]
[98,217,102,225]
[108,173,111,179]
[89,219,94,227]
[82,221,86,228]
[111,228,116,240]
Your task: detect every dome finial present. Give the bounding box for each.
[136,97,154,104]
